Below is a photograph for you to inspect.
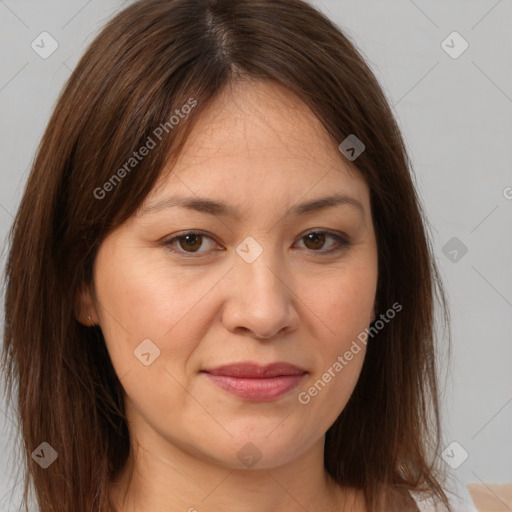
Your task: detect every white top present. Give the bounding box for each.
[409,474,479,511]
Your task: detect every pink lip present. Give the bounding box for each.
[201,362,307,401]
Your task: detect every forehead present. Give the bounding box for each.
[143,79,369,218]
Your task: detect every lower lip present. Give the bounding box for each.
[203,373,305,401]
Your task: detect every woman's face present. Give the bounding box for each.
[86,79,378,470]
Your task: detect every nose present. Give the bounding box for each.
[221,250,299,340]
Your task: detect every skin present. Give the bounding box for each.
[77,78,378,512]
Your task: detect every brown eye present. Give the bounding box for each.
[303,232,326,250]
[177,233,203,252]
[297,230,350,254]
[164,231,218,256]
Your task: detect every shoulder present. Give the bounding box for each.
[409,481,479,512]
[337,481,478,512]
[340,485,420,511]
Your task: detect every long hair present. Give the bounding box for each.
[1,0,452,510]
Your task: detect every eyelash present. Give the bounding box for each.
[163,229,351,258]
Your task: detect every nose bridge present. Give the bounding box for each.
[222,236,298,338]
[241,249,283,297]
[237,237,288,303]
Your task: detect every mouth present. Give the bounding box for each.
[201,362,307,401]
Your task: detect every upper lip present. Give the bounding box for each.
[201,362,307,378]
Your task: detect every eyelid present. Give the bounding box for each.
[297,229,350,254]
[163,228,350,257]
[163,230,222,257]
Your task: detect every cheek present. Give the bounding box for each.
[92,248,221,426]
[94,242,224,335]
[302,260,377,344]
[92,244,222,381]
[294,259,376,416]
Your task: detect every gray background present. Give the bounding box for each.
[1,0,511,510]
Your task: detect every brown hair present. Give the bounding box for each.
[1,0,453,511]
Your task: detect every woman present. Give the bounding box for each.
[1,0,474,510]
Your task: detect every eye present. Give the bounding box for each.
[295,230,349,254]
[163,229,350,258]
[164,231,219,256]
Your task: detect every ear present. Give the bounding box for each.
[74,283,98,326]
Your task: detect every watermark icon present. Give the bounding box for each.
[236,236,263,263]
[298,302,402,405]
[237,442,263,468]
[338,134,365,161]
[441,441,469,469]
[94,98,197,200]
[503,186,512,200]
[441,31,469,60]
[134,338,161,366]
[442,236,468,263]
[31,442,58,468]
[31,31,59,59]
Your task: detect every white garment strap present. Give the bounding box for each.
[409,472,478,512]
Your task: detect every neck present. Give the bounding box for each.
[109,426,363,512]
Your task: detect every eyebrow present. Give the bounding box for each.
[139,193,365,219]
